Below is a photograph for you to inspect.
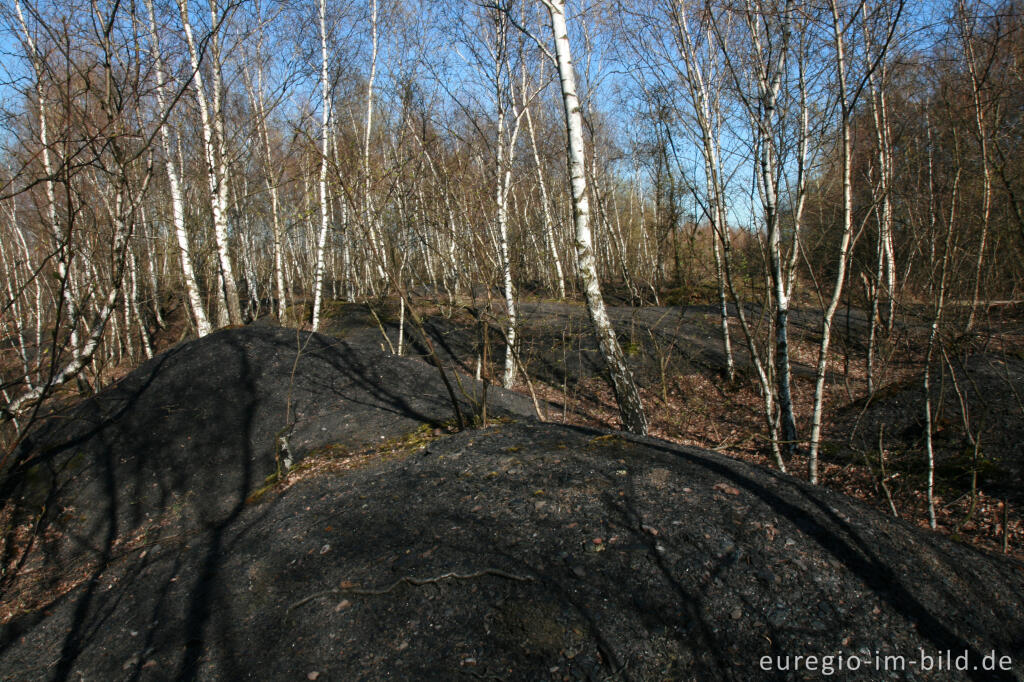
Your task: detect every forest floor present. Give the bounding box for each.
[0,296,1023,679]
[333,293,1024,560]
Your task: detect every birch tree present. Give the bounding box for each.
[539,0,648,435]
[2,0,156,427]
[863,8,896,395]
[362,0,387,284]
[523,91,567,299]
[12,0,83,357]
[721,0,804,459]
[242,0,289,322]
[175,0,243,327]
[311,0,332,332]
[491,5,522,387]
[957,0,995,332]
[145,0,212,337]
[922,114,960,530]
[808,0,902,483]
[637,0,739,380]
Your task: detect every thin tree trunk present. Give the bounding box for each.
[525,105,566,299]
[672,2,736,381]
[176,0,242,327]
[14,0,82,356]
[495,55,517,388]
[865,11,895,395]
[128,241,153,360]
[4,184,139,418]
[145,0,211,336]
[362,0,386,284]
[809,0,857,483]
[243,14,288,323]
[924,162,960,530]
[962,1,991,333]
[542,0,647,435]
[311,0,332,332]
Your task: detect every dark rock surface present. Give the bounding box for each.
[0,326,532,576]
[2,327,1023,680]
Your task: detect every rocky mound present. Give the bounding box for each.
[0,326,533,587]
[2,327,1023,680]
[831,351,1024,503]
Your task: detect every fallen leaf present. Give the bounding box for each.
[713,482,740,496]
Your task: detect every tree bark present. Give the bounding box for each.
[311,0,332,332]
[542,0,647,435]
[145,0,211,336]
[176,0,242,327]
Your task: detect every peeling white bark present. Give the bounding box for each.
[311,0,332,333]
[176,0,242,326]
[542,0,647,435]
[145,0,211,336]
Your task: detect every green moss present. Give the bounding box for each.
[246,422,454,505]
[380,422,445,454]
[22,463,53,508]
[661,282,718,307]
[320,300,349,318]
[244,471,283,505]
[588,434,626,448]
[662,287,688,307]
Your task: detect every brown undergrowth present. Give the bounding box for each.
[495,305,1024,562]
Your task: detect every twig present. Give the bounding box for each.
[877,425,898,518]
[940,347,973,446]
[1004,499,1011,554]
[279,329,315,472]
[365,300,396,354]
[287,568,534,615]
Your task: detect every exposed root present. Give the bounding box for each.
[287,568,534,615]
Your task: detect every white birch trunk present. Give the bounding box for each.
[672,3,736,382]
[139,204,165,329]
[145,0,211,336]
[4,188,136,418]
[14,0,82,355]
[311,0,332,332]
[176,0,242,326]
[362,0,387,283]
[809,0,857,483]
[924,161,960,530]
[525,104,566,299]
[542,0,647,435]
[128,241,153,359]
[243,33,288,321]
[864,13,895,394]
[962,4,991,333]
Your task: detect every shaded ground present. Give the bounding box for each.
[327,298,1024,554]
[835,351,1024,479]
[2,325,1024,680]
[0,325,533,622]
